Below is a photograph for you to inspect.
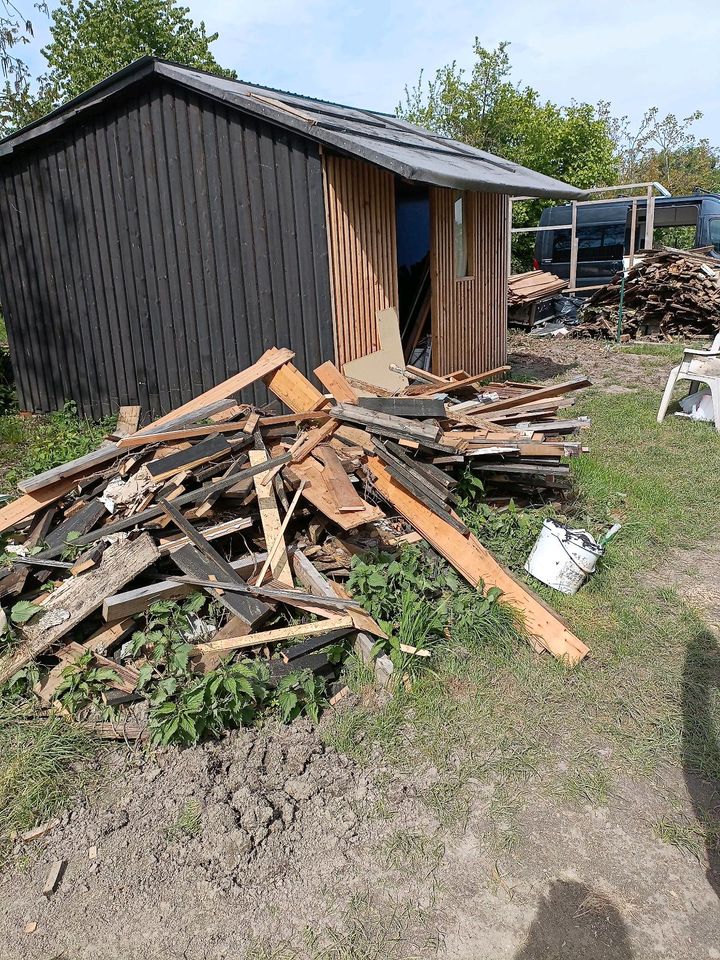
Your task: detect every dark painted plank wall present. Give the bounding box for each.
[0,79,334,418]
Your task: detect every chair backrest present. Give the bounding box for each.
[710,332,720,353]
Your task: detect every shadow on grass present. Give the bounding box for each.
[682,628,720,900]
[514,880,634,959]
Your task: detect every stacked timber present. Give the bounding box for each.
[0,348,592,736]
[508,270,566,305]
[575,247,720,340]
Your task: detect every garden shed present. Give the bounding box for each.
[0,57,582,418]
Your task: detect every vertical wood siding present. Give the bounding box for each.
[321,152,398,366]
[0,80,334,418]
[430,188,508,376]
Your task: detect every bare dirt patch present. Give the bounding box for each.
[508,332,678,392]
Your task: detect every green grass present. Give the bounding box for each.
[324,389,720,836]
[0,404,114,495]
[167,799,202,840]
[0,702,99,861]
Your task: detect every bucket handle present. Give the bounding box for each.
[555,535,600,576]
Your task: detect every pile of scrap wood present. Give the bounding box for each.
[508,271,566,305]
[0,347,592,736]
[575,247,720,340]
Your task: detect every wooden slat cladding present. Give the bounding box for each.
[430,189,509,376]
[321,152,399,366]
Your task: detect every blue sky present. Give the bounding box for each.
[22,0,720,144]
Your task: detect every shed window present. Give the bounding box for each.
[454,192,471,278]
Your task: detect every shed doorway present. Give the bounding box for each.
[395,181,431,366]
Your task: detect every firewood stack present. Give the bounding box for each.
[0,348,593,736]
[574,247,720,340]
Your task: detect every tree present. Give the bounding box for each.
[42,0,235,103]
[399,40,619,268]
[399,40,618,191]
[600,104,720,195]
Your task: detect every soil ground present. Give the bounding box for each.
[1,335,719,960]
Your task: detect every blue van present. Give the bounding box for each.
[533,193,720,292]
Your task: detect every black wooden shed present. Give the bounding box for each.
[0,57,582,418]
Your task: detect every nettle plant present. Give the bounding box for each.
[55,651,120,721]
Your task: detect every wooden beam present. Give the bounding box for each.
[413,365,511,398]
[249,450,292,586]
[192,616,354,655]
[142,347,294,433]
[117,422,247,450]
[366,457,589,665]
[0,534,159,685]
[468,378,592,415]
[146,436,231,482]
[313,361,359,404]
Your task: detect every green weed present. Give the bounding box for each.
[167,799,202,840]
[0,702,98,861]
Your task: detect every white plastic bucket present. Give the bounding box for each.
[524,519,603,595]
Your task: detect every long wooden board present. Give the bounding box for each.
[193,616,354,655]
[249,450,292,586]
[285,457,384,531]
[366,457,589,665]
[0,534,159,685]
[143,348,294,433]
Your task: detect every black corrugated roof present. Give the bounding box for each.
[0,57,585,199]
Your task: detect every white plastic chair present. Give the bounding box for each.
[657,332,720,431]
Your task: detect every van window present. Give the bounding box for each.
[552,224,625,263]
[710,219,720,254]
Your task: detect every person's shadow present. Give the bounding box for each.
[682,627,720,899]
[514,880,634,959]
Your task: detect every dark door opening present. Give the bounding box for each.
[396,182,431,366]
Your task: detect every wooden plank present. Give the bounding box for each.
[315,445,367,513]
[158,515,254,556]
[291,418,339,464]
[291,549,387,640]
[115,406,141,436]
[414,365,511,398]
[249,450,292,586]
[366,457,589,665]
[313,361,359,404]
[358,396,446,418]
[255,481,305,586]
[102,552,268,620]
[117,422,248,450]
[44,499,107,551]
[281,626,355,662]
[0,534,159,685]
[17,444,120,495]
[329,403,441,444]
[285,457,384,531]
[142,348,294,433]
[192,616,354,655]
[263,358,328,414]
[146,436,231,482]
[169,543,268,627]
[470,378,592,415]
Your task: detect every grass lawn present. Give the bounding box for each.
[325,388,720,844]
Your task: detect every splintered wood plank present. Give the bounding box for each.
[0,534,159,685]
[314,446,366,512]
[291,419,339,464]
[366,457,589,665]
[117,422,248,449]
[469,377,592,414]
[314,361,359,404]
[285,456,384,531]
[358,396,446,418]
[115,406,141,436]
[146,436,231,482]
[263,359,328,413]
[249,450,292,586]
[143,348,294,433]
[170,543,268,627]
[17,444,120,495]
[413,365,511,398]
[193,616,354,655]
